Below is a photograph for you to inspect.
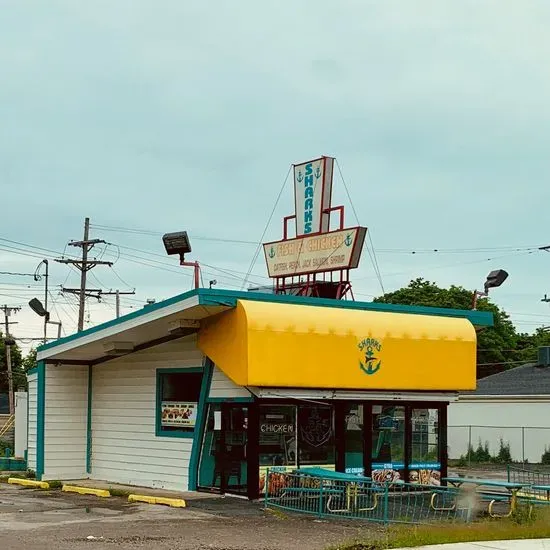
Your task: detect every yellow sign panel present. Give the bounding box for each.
[198,300,477,392]
[263,227,366,278]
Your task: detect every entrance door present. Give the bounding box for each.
[218,404,249,496]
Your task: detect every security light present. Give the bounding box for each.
[484,270,509,293]
[29,298,49,319]
[162,231,192,260]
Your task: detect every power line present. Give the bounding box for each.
[335,159,385,294]
[241,165,292,290]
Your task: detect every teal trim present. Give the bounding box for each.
[36,361,45,480]
[188,358,214,491]
[27,367,38,377]
[155,367,204,439]
[198,289,494,327]
[86,365,92,474]
[207,397,255,403]
[37,288,493,356]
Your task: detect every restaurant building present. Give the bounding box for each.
[28,288,492,499]
[27,156,492,498]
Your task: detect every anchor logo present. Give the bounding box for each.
[296,170,304,183]
[344,233,353,246]
[358,338,382,376]
[314,166,322,179]
[268,246,276,259]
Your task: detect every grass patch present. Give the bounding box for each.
[109,488,132,498]
[47,480,63,489]
[331,506,550,550]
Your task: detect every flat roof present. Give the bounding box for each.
[37,287,493,362]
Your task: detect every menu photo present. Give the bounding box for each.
[161,401,197,427]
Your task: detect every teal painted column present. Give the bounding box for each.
[188,359,214,491]
[36,361,46,480]
[86,365,92,475]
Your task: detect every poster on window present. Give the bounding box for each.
[409,463,441,486]
[161,401,197,427]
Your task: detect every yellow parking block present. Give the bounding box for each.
[128,494,186,508]
[8,478,50,489]
[62,485,111,498]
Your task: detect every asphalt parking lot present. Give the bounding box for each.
[0,484,372,550]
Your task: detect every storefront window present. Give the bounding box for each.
[371,405,405,484]
[156,369,203,436]
[298,405,335,468]
[344,404,364,475]
[410,408,440,485]
[259,405,297,494]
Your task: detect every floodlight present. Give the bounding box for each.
[162,231,192,259]
[29,298,49,318]
[484,270,509,293]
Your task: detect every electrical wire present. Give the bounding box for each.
[335,159,385,293]
[240,165,292,290]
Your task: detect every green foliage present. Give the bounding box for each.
[0,333,26,393]
[541,447,550,465]
[373,278,544,374]
[495,438,512,464]
[22,348,37,373]
[473,440,492,463]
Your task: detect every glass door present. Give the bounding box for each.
[371,405,405,484]
[220,404,249,496]
[409,407,441,486]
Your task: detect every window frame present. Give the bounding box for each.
[155,367,204,439]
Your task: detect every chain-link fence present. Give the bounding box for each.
[448,425,550,465]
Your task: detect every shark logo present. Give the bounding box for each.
[358,338,382,375]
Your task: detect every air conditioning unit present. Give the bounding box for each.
[538,346,550,367]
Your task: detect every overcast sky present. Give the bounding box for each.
[1,1,550,351]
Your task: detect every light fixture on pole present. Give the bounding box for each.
[162,231,201,289]
[28,297,62,340]
[472,269,509,310]
[209,279,217,289]
[33,260,49,344]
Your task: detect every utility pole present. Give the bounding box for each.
[56,218,113,331]
[1,305,20,415]
[97,289,136,319]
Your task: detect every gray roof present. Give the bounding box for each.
[467,363,550,396]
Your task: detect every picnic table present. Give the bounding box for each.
[438,477,530,518]
[284,467,377,514]
[531,485,550,502]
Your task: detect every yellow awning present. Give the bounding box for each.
[198,300,477,392]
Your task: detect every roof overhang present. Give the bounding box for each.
[37,288,492,367]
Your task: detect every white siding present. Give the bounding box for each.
[448,399,550,463]
[27,373,38,471]
[209,365,252,399]
[91,336,203,491]
[43,364,88,480]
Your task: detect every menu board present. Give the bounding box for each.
[161,401,197,427]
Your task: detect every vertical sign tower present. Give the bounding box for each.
[263,156,367,299]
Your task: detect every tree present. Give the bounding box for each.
[22,348,37,373]
[373,278,521,377]
[0,332,26,394]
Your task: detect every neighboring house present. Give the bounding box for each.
[448,351,550,463]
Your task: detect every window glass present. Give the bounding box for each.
[371,405,405,484]
[410,408,440,486]
[344,404,364,475]
[298,405,335,468]
[157,371,203,434]
[259,405,297,494]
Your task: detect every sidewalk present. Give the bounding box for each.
[416,539,550,549]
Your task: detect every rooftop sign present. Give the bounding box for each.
[293,157,333,236]
[263,227,367,278]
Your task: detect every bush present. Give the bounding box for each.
[474,440,492,463]
[541,447,550,465]
[494,439,512,464]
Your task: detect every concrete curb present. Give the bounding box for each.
[8,478,50,489]
[62,485,111,498]
[128,494,186,508]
